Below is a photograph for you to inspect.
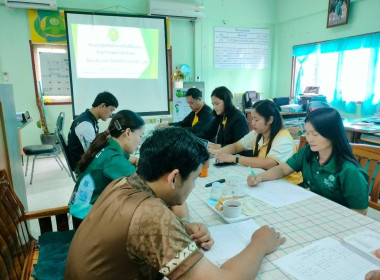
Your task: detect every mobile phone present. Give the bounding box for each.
[214,162,237,167]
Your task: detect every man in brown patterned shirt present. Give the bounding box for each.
[65,127,285,280]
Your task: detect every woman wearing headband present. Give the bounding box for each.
[69,110,145,227]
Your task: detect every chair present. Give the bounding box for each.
[350,143,380,211]
[55,127,77,183]
[0,169,73,280]
[306,101,330,113]
[242,91,260,110]
[297,135,308,151]
[23,112,69,185]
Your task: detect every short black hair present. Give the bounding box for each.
[211,86,236,117]
[137,127,209,181]
[92,91,119,108]
[186,88,202,99]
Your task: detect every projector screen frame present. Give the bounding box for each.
[65,11,170,118]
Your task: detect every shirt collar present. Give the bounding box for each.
[126,173,157,198]
[86,108,98,124]
[313,153,337,173]
[195,103,205,115]
[108,138,124,153]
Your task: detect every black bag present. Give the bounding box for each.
[242,91,260,110]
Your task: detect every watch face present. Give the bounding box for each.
[179,64,191,77]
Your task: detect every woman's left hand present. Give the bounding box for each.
[207,143,221,150]
[216,153,234,163]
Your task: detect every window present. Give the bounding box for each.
[292,33,380,115]
[32,44,72,104]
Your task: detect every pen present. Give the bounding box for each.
[249,166,256,179]
[205,178,225,187]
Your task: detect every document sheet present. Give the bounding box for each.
[247,179,315,207]
[204,220,260,265]
[274,237,380,280]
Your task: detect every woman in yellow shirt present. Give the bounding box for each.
[210,99,302,185]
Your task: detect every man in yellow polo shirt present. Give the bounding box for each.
[155,88,214,140]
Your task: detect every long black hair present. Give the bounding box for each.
[305,107,359,170]
[211,86,236,117]
[252,100,284,157]
[77,110,144,172]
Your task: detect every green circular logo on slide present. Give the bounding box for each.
[108,28,119,41]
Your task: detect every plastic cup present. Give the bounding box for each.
[226,175,246,197]
[200,161,209,177]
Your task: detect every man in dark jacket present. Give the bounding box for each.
[67,91,118,170]
[155,88,214,140]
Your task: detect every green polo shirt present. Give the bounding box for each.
[69,138,136,219]
[286,146,369,210]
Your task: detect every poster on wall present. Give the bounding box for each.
[214,27,269,69]
[172,82,205,122]
[39,52,71,96]
[28,10,66,43]
[172,90,191,122]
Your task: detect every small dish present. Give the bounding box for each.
[205,198,260,223]
[343,230,380,263]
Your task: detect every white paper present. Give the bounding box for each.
[203,220,260,265]
[247,179,315,207]
[274,237,380,280]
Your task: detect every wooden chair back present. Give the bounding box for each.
[0,170,34,280]
[0,169,71,279]
[350,143,380,211]
[298,135,308,151]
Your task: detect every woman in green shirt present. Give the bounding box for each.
[69,110,145,226]
[247,107,368,215]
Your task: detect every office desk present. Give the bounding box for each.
[343,120,380,143]
[188,162,380,279]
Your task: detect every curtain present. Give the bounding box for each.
[292,44,318,102]
[293,33,380,116]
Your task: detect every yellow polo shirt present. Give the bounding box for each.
[237,129,303,185]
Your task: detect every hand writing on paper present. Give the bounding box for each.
[365,270,380,280]
[247,173,263,187]
[251,225,286,254]
[184,222,214,250]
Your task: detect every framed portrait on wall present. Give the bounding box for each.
[327,0,350,28]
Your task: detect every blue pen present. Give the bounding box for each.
[249,166,256,179]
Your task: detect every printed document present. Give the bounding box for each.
[274,237,380,280]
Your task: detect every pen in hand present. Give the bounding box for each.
[249,166,256,179]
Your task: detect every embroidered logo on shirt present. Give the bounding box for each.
[324,175,336,189]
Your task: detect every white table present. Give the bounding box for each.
[187,161,380,279]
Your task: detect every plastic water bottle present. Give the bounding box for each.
[209,182,223,202]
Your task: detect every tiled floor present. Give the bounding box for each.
[24,154,75,238]
[24,154,380,237]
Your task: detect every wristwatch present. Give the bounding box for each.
[235,154,240,164]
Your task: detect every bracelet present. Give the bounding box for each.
[179,217,191,224]
[235,155,240,164]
